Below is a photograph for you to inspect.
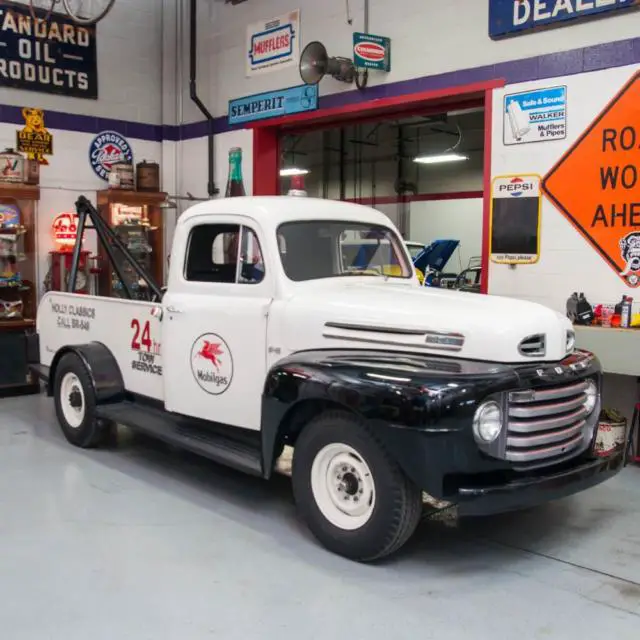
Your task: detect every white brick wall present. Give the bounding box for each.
[192,0,640,118]
[1,0,165,123]
[490,63,640,314]
[0,123,162,293]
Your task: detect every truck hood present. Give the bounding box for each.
[280,280,574,363]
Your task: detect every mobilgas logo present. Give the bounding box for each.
[498,176,536,197]
[354,41,385,62]
[89,130,133,181]
[190,333,234,395]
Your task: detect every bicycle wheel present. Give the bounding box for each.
[62,0,116,25]
[9,1,56,23]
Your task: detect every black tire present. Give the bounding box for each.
[292,411,422,562]
[53,353,110,448]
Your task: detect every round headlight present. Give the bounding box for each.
[584,379,598,414]
[473,401,503,443]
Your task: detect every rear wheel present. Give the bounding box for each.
[53,353,111,448]
[292,411,422,562]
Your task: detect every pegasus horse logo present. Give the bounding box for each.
[195,340,224,369]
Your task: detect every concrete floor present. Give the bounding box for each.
[1,395,639,640]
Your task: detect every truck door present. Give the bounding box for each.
[161,216,272,430]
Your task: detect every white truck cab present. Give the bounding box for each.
[30,196,628,562]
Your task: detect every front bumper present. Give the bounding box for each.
[455,449,626,516]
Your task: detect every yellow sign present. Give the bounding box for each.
[16,108,53,165]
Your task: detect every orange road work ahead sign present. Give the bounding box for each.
[543,70,640,287]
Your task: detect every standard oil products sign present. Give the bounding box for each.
[0,0,97,99]
[246,9,300,76]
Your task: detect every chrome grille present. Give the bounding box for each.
[506,380,593,467]
[518,334,546,357]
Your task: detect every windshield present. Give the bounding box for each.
[406,243,424,260]
[277,220,413,282]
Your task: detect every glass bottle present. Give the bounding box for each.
[225,147,246,197]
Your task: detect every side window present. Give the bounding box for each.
[238,228,265,284]
[185,223,265,284]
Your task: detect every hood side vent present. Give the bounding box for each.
[323,322,465,352]
[518,334,546,358]
[325,322,424,336]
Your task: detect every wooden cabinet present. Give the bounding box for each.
[96,190,166,300]
[0,183,40,396]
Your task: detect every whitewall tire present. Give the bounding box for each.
[59,372,86,429]
[53,353,110,448]
[310,442,376,531]
[292,411,422,562]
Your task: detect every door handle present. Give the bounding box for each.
[166,305,182,314]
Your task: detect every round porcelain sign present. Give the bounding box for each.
[190,333,234,395]
[89,130,133,181]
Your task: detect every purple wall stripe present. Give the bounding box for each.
[0,37,638,143]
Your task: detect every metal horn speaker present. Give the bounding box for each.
[299,41,356,85]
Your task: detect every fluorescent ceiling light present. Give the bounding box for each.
[280,167,310,177]
[413,153,468,165]
[447,107,484,116]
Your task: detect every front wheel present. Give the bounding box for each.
[292,411,422,562]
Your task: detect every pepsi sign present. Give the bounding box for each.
[494,175,541,198]
[353,32,391,72]
[490,174,542,265]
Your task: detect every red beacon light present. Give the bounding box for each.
[288,174,308,197]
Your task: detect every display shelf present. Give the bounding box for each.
[574,325,640,376]
[0,183,40,201]
[98,189,166,207]
[96,190,166,299]
[0,319,35,329]
[0,182,39,397]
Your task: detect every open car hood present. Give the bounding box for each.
[413,239,460,273]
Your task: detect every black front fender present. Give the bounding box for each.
[260,349,521,491]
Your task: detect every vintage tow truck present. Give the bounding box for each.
[29,195,628,562]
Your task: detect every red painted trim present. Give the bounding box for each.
[251,79,504,130]
[252,127,279,195]
[344,191,483,206]
[480,88,493,295]
[283,98,485,136]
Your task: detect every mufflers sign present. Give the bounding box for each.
[0,0,97,99]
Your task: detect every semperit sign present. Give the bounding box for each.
[543,70,640,287]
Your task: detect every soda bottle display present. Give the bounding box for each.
[225,147,246,197]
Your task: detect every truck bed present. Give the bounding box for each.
[37,291,165,401]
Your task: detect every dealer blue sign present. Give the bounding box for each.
[489,0,640,39]
[228,84,318,126]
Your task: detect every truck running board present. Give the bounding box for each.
[95,401,264,477]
